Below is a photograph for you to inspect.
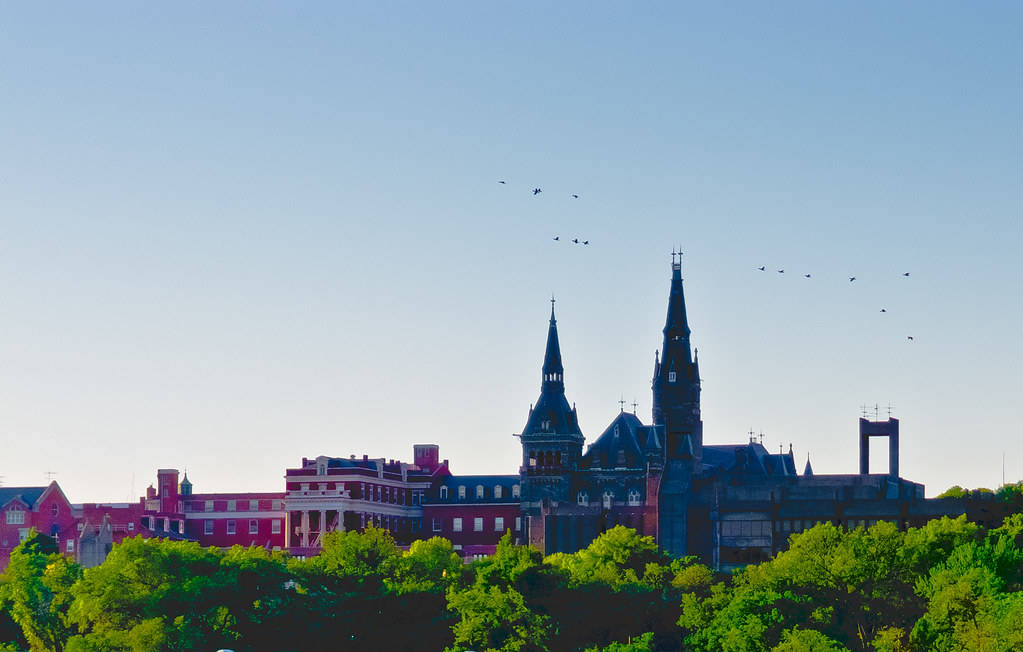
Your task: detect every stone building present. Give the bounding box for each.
[520,255,968,570]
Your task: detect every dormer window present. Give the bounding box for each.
[440,486,449,500]
[628,489,641,506]
[458,486,466,500]
[494,485,502,499]
[476,485,484,499]
[668,371,677,383]
[512,484,520,498]
[603,491,614,509]
[577,491,589,506]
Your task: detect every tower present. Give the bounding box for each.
[652,253,703,464]
[653,254,705,557]
[519,299,584,549]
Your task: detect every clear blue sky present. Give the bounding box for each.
[2,3,1020,501]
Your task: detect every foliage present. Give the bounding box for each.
[5,516,1023,651]
[0,531,81,652]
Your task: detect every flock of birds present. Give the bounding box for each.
[497,180,591,245]
[495,178,918,343]
[756,266,917,342]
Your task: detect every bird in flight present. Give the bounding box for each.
[907,336,915,341]
[804,274,811,278]
[498,180,506,184]
[582,240,589,245]
[532,188,542,195]
[849,277,857,282]
[572,194,579,199]
[902,272,910,277]
[553,236,560,241]
[880,308,887,313]
[572,238,580,244]
[777,269,785,273]
[758,266,766,271]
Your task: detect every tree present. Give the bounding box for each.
[0,531,81,652]
[446,583,551,652]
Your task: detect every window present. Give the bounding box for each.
[668,371,677,383]
[66,539,74,552]
[458,486,466,499]
[474,517,483,532]
[227,520,236,535]
[627,489,641,506]
[432,518,442,532]
[205,500,213,512]
[494,485,503,499]
[228,500,236,512]
[495,517,504,532]
[5,509,24,525]
[512,484,520,498]
[128,522,134,531]
[476,485,484,499]
[440,487,448,500]
[272,500,283,510]
[577,491,589,506]
[204,520,214,535]
[249,520,258,535]
[453,518,463,532]
[375,486,381,502]
[51,504,59,517]
[515,517,522,531]
[272,519,281,534]
[301,483,310,492]
[602,491,614,509]
[250,500,259,511]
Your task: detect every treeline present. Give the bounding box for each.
[2,515,1023,651]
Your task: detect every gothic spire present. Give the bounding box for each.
[662,252,692,365]
[542,296,564,393]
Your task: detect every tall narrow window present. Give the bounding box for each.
[227,520,236,535]
[476,485,484,499]
[474,517,483,532]
[249,520,258,534]
[512,484,520,498]
[494,485,503,499]
[453,518,463,532]
[603,491,614,509]
[440,486,448,500]
[204,520,214,535]
[458,486,466,499]
[577,491,589,506]
[495,517,504,532]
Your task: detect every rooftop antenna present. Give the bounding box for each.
[45,471,57,482]
[874,403,880,421]
[748,428,755,443]
[619,396,626,412]
[887,403,894,418]
[631,399,638,415]
[860,404,869,419]
[759,431,764,445]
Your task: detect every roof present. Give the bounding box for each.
[702,442,797,477]
[582,411,661,468]
[0,486,48,509]
[430,475,520,504]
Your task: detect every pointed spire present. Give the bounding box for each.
[804,454,814,477]
[663,252,692,357]
[541,297,564,393]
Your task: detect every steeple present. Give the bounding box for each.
[803,454,814,477]
[652,252,701,430]
[662,252,692,364]
[541,296,564,393]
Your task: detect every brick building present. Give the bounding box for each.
[0,482,76,568]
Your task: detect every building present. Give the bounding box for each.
[422,474,522,560]
[283,445,448,556]
[0,482,77,568]
[142,469,286,550]
[520,255,967,570]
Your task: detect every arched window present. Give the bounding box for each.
[668,371,677,383]
[602,491,614,509]
[476,485,484,499]
[440,486,448,500]
[627,489,641,506]
[494,485,503,499]
[458,486,466,499]
[512,484,520,498]
[577,491,589,506]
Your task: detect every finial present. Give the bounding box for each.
[550,294,556,320]
[619,396,626,412]
[631,399,638,414]
[788,442,793,454]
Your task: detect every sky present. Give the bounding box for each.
[1,2,1021,502]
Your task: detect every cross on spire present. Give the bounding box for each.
[619,396,626,412]
[631,399,638,414]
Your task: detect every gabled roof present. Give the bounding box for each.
[582,411,661,468]
[0,486,48,510]
[702,442,797,477]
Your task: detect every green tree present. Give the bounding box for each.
[0,531,81,652]
[446,583,551,652]
[771,627,848,651]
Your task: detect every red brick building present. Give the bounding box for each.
[0,482,76,569]
[422,474,522,560]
